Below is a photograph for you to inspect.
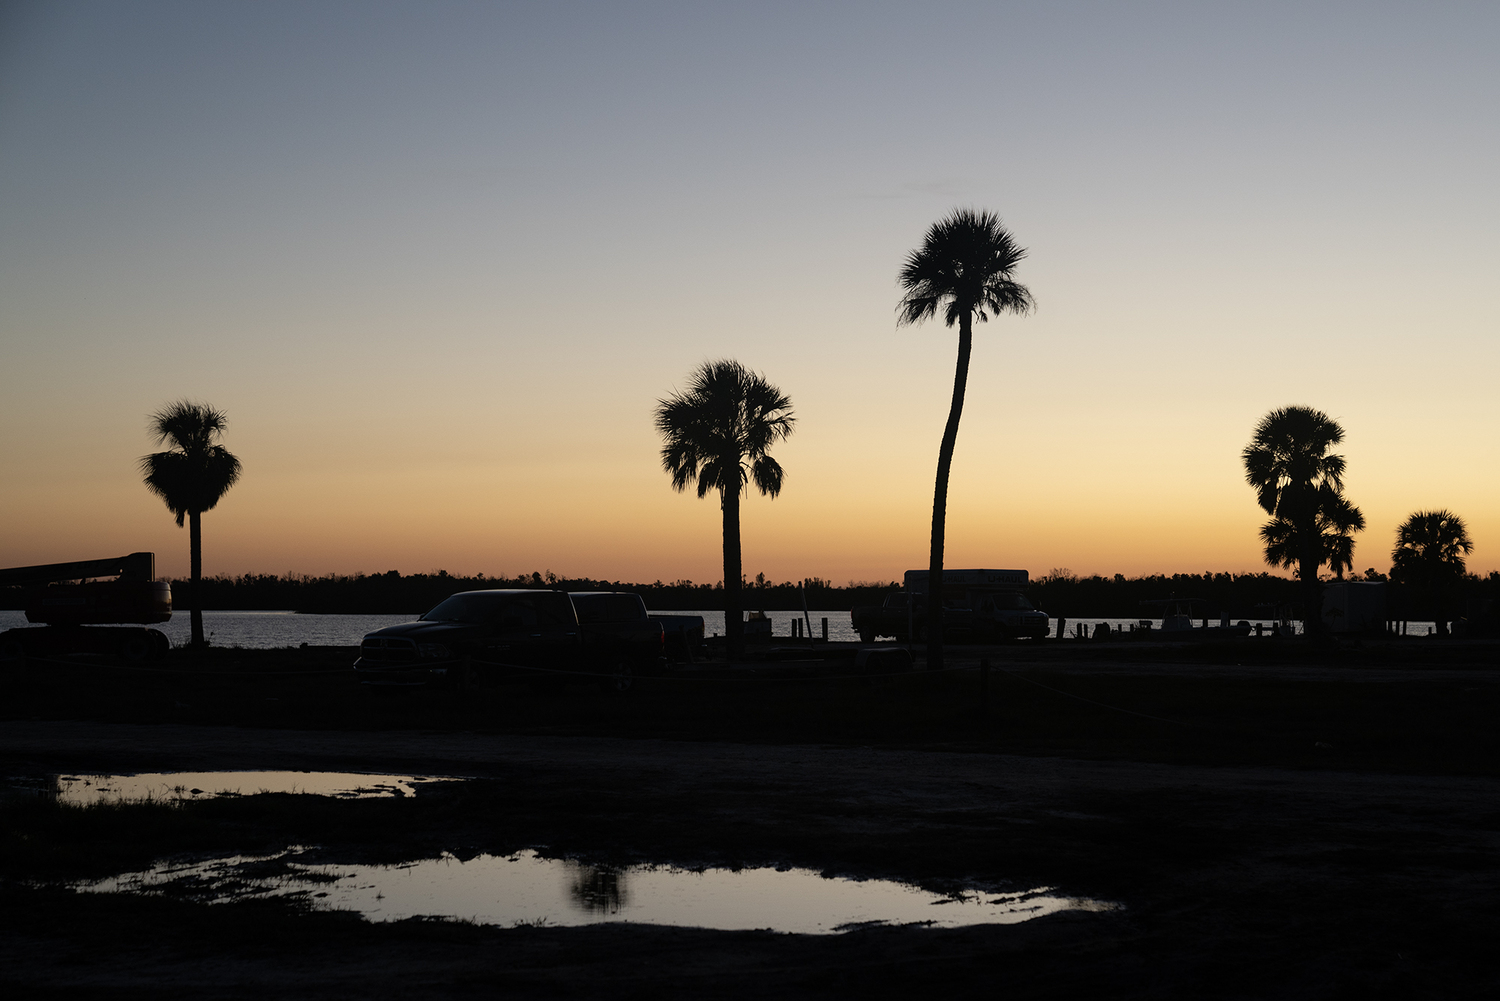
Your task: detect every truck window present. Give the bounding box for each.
[573,594,647,624]
[985,592,1034,611]
[422,593,499,624]
[422,592,577,628]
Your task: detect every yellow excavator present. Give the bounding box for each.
[0,552,172,661]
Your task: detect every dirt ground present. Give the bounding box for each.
[3,641,1500,998]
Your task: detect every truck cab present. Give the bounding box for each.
[908,569,1049,641]
[851,569,1048,643]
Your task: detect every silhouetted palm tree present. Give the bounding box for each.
[898,209,1033,669]
[654,361,794,658]
[1259,492,1365,581]
[141,401,242,647]
[1390,510,1472,635]
[1242,406,1363,636]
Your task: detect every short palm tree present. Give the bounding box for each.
[1242,406,1362,636]
[1390,510,1472,634]
[141,401,242,647]
[898,209,1033,670]
[654,361,794,659]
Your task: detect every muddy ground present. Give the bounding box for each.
[3,639,1500,998]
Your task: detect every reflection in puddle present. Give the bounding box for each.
[79,848,1116,934]
[53,771,457,805]
[571,863,627,914]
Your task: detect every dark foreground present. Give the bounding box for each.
[3,639,1500,998]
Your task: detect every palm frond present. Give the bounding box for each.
[1242,405,1351,521]
[653,360,795,501]
[1390,509,1472,585]
[140,401,241,521]
[897,208,1034,330]
[750,455,784,499]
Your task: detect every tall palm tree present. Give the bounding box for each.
[1242,405,1362,636]
[897,209,1033,670]
[1390,510,1472,635]
[141,401,242,648]
[654,361,794,658]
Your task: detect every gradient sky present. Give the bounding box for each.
[2,1,1496,583]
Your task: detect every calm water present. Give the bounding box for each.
[671,610,857,642]
[0,609,862,647]
[80,847,1115,935]
[55,770,1117,932]
[0,609,1438,650]
[0,609,420,649]
[51,771,457,805]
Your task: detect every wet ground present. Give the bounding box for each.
[3,640,1500,997]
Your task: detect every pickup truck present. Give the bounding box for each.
[355,589,623,689]
[850,569,1049,643]
[569,591,666,675]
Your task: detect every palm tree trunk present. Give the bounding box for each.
[722,484,743,660]
[928,312,973,672]
[1299,525,1321,639]
[189,509,205,648]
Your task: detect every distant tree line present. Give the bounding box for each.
[6,568,1495,621]
[1033,569,1500,623]
[0,571,899,615]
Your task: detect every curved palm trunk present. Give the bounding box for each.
[189,509,205,648]
[722,485,743,660]
[928,313,973,672]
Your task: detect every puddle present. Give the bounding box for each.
[50,771,457,805]
[78,848,1116,935]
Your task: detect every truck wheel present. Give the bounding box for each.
[601,661,633,694]
[452,659,475,695]
[119,633,152,663]
[859,628,875,644]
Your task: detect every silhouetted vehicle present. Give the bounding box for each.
[851,569,1048,643]
[650,614,706,664]
[354,589,634,689]
[569,591,665,675]
[0,553,172,662]
[851,592,923,644]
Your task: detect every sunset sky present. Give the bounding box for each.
[2,1,1496,583]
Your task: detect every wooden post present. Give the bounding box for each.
[821,617,828,641]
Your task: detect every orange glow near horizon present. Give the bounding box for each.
[3,393,1494,583]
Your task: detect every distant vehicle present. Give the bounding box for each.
[355,589,630,689]
[850,569,1049,643]
[569,591,666,674]
[0,553,172,661]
